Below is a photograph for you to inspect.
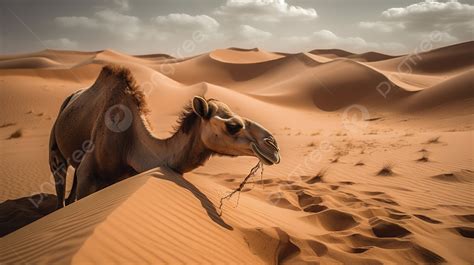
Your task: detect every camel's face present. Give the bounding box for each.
[192,96,280,165]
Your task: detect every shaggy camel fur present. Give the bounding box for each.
[49,65,280,209]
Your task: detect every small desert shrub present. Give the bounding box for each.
[377,163,395,176]
[417,152,429,162]
[355,161,365,166]
[307,142,316,147]
[426,136,440,144]
[306,168,327,184]
[8,129,22,139]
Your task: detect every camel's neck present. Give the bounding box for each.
[128,114,212,174]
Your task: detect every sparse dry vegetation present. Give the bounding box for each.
[417,151,430,162]
[306,168,327,184]
[355,161,365,166]
[377,163,395,176]
[7,129,22,139]
[426,136,441,144]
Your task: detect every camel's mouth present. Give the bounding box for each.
[250,140,280,165]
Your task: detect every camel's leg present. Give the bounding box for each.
[49,150,68,209]
[76,153,98,200]
[65,170,78,205]
[49,91,76,209]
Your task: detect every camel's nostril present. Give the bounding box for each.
[264,137,279,151]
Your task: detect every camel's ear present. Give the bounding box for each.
[192,96,209,119]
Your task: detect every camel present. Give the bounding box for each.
[49,65,281,209]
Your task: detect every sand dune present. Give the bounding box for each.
[210,48,284,64]
[0,57,61,69]
[368,41,474,74]
[3,167,473,264]
[152,41,473,113]
[0,41,473,264]
[401,69,474,111]
[309,48,355,58]
[348,52,399,62]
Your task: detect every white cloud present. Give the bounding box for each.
[284,30,405,53]
[96,10,140,40]
[55,16,98,28]
[113,0,129,11]
[381,0,473,18]
[238,25,272,40]
[153,14,220,32]
[358,21,405,33]
[43,38,78,50]
[359,0,474,40]
[215,0,317,22]
[56,9,140,41]
[56,11,221,44]
[312,30,373,49]
[420,30,459,44]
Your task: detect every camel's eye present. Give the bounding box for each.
[225,122,243,135]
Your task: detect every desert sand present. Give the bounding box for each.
[0,41,473,264]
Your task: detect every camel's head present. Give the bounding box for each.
[191,96,281,165]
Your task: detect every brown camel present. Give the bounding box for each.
[49,65,281,209]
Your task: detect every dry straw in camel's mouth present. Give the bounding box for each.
[217,161,264,215]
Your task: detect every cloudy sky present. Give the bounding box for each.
[1,0,473,56]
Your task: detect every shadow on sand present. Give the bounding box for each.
[152,168,233,230]
[0,167,231,238]
[0,193,57,237]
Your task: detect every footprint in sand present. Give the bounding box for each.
[453,227,474,238]
[388,212,411,220]
[372,197,400,206]
[369,218,411,238]
[240,227,301,264]
[455,214,474,223]
[267,192,300,211]
[343,233,445,263]
[296,190,323,208]
[280,184,306,191]
[303,204,328,213]
[413,214,442,224]
[361,191,386,196]
[302,209,359,231]
[306,240,328,257]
